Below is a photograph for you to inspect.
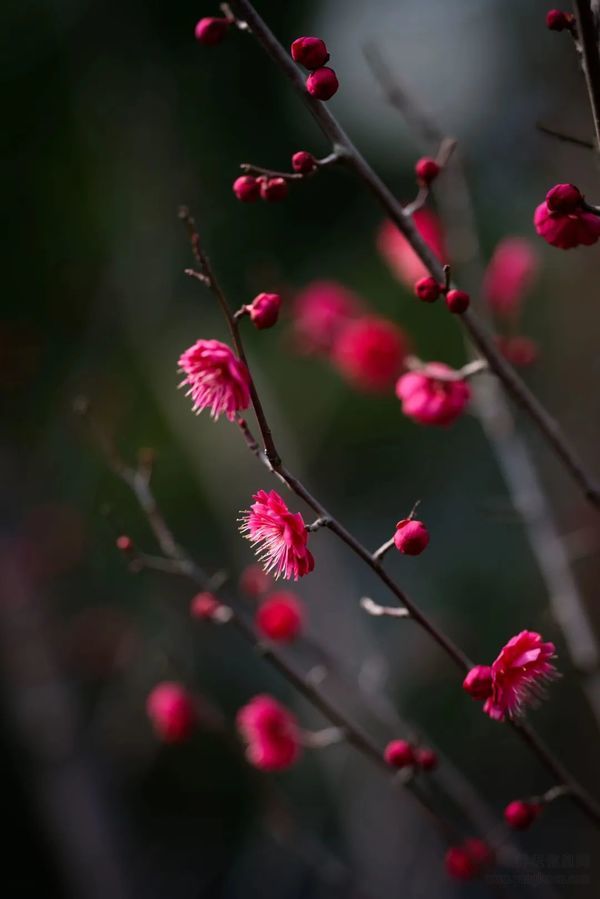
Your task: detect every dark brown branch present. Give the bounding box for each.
[572,0,600,150]
[229,0,600,510]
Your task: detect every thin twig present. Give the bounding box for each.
[240,151,340,182]
[536,122,595,149]
[229,0,600,509]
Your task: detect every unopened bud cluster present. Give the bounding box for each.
[413,276,470,315]
[291,36,339,101]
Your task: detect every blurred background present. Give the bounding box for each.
[4,0,600,896]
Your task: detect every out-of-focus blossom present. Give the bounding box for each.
[239,490,315,581]
[239,564,272,597]
[146,682,196,743]
[190,592,222,620]
[377,209,445,287]
[395,363,470,427]
[445,840,494,881]
[256,592,304,642]
[484,238,539,317]
[504,800,542,830]
[384,739,415,768]
[292,281,362,354]
[496,335,539,367]
[331,315,409,391]
[415,747,438,770]
[237,694,301,771]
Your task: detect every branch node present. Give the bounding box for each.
[372,537,395,562]
[360,597,410,619]
[306,516,331,533]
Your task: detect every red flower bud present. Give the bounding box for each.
[415,747,438,771]
[290,36,330,69]
[194,17,229,46]
[504,800,541,830]
[445,839,494,881]
[291,150,317,174]
[246,292,282,329]
[546,9,574,31]
[462,665,493,700]
[414,276,441,303]
[260,177,289,202]
[233,175,260,202]
[415,157,440,185]
[306,67,339,101]
[146,682,196,743]
[239,564,272,597]
[116,535,134,553]
[546,183,583,213]
[445,288,470,314]
[445,847,477,881]
[384,739,415,768]
[463,839,494,870]
[394,519,429,556]
[496,335,538,367]
[190,592,221,620]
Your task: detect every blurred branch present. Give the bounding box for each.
[229,0,600,511]
[364,47,600,730]
[536,122,595,149]
[0,543,134,899]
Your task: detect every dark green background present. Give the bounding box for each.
[3,1,600,896]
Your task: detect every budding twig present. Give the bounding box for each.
[230,0,600,509]
[81,411,470,843]
[180,210,600,828]
[404,356,488,382]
